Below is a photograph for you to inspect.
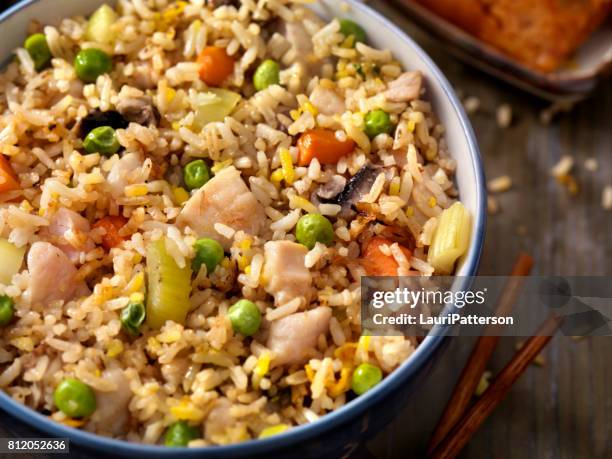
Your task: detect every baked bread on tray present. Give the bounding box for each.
[415,0,611,72]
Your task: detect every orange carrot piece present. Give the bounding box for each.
[197,46,235,86]
[93,215,128,250]
[361,236,413,276]
[0,155,20,193]
[297,129,355,166]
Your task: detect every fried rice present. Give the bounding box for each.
[0,0,470,446]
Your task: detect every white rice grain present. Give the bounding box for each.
[329,317,345,346]
[319,203,342,216]
[31,148,56,170]
[463,96,480,114]
[23,355,49,382]
[407,144,423,182]
[487,196,500,215]
[15,49,35,76]
[249,253,264,286]
[229,366,248,391]
[487,175,513,193]
[285,370,309,385]
[214,223,235,240]
[390,243,411,273]
[302,408,320,423]
[410,257,434,276]
[584,158,598,172]
[496,104,513,128]
[311,358,332,399]
[270,209,300,232]
[550,156,574,178]
[356,42,392,63]
[602,186,612,211]
[0,358,22,388]
[266,297,301,321]
[305,242,326,268]
[165,63,201,86]
[361,172,386,203]
[418,217,438,246]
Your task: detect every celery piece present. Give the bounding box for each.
[146,238,192,328]
[427,202,471,274]
[192,89,241,131]
[85,4,118,45]
[0,239,25,285]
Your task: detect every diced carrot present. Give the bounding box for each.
[0,155,20,193]
[93,215,128,250]
[361,236,413,276]
[297,129,355,166]
[197,46,235,86]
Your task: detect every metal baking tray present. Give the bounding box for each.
[389,0,612,101]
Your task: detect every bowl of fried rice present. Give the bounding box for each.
[0,0,485,456]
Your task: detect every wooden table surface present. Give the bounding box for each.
[1,1,611,458]
[362,2,612,458]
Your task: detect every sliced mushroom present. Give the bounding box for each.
[331,166,380,218]
[80,110,128,137]
[316,175,347,200]
[116,96,161,127]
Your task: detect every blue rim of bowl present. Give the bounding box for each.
[0,0,486,455]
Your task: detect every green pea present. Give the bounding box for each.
[24,33,52,71]
[74,48,112,83]
[363,109,393,139]
[253,59,280,91]
[120,302,146,336]
[164,421,200,447]
[192,238,224,275]
[295,214,335,250]
[183,159,211,191]
[53,378,97,418]
[338,19,367,45]
[0,295,15,326]
[228,299,261,337]
[83,126,120,156]
[351,363,382,395]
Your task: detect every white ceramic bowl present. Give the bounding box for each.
[0,1,486,457]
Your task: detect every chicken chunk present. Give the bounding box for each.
[384,71,423,102]
[87,368,132,436]
[267,307,332,366]
[263,241,312,306]
[27,242,88,305]
[40,208,95,263]
[177,166,265,249]
[106,152,144,199]
[310,86,346,116]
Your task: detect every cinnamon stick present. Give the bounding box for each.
[427,253,534,454]
[429,315,561,459]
